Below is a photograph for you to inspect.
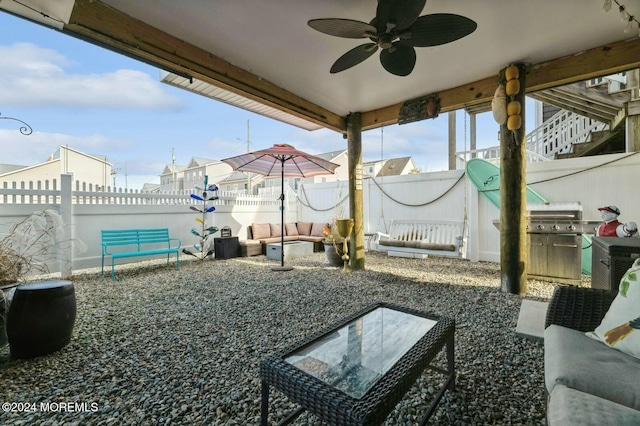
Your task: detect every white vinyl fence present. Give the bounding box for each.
[0,175,296,276]
[2,152,640,278]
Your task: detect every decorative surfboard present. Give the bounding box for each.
[465,158,592,275]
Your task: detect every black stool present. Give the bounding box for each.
[7,280,76,359]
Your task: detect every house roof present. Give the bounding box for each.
[377,157,413,177]
[187,157,219,168]
[0,164,28,175]
[141,183,160,192]
[160,164,187,175]
[220,171,251,183]
[315,149,347,162]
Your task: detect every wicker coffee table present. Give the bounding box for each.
[260,302,455,425]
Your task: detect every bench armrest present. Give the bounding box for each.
[373,231,390,243]
[545,286,617,332]
[169,238,182,249]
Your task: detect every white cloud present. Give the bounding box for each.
[0,129,126,165]
[0,42,183,110]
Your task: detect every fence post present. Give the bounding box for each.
[60,174,73,278]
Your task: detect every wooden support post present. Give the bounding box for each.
[500,63,527,295]
[347,113,365,271]
[626,69,640,153]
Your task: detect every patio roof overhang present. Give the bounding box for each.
[2,0,640,134]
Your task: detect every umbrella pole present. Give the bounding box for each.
[272,157,293,272]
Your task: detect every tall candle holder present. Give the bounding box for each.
[336,219,354,273]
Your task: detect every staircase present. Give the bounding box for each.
[527,74,630,159]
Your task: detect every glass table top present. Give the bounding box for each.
[284,307,437,399]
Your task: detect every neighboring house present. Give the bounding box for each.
[363,160,386,177]
[183,157,234,190]
[0,145,111,189]
[260,149,349,194]
[362,156,417,178]
[376,157,417,177]
[159,164,186,191]
[220,171,263,194]
[141,183,160,193]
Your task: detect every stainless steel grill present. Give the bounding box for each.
[526,202,598,285]
[493,202,599,284]
[526,202,600,235]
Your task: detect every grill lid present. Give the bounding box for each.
[526,202,582,221]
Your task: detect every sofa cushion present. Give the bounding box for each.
[589,258,640,359]
[259,236,283,244]
[252,223,271,239]
[310,222,327,237]
[548,384,640,426]
[297,222,312,236]
[545,324,640,410]
[285,223,299,236]
[270,223,282,238]
[298,235,324,243]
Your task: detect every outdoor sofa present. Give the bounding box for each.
[544,283,640,425]
[240,222,328,256]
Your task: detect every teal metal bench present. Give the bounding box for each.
[101,228,181,280]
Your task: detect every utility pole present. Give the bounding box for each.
[236,120,252,194]
[171,148,176,191]
[111,168,121,188]
[246,119,251,194]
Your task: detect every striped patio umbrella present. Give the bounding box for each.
[221,144,340,271]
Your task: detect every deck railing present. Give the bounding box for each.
[526,109,607,159]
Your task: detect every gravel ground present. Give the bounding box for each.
[0,252,589,425]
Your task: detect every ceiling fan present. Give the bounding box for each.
[308,0,477,76]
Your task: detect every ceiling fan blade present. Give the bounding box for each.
[399,14,478,47]
[376,0,426,32]
[379,43,416,76]
[330,43,378,73]
[308,18,376,38]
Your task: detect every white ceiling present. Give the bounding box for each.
[98,0,638,117]
[1,0,637,129]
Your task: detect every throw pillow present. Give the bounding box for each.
[310,222,327,237]
[270,223,282,238]
[252,223,271,240]
[589,258,640,359]
[297,222,312,236]
[285,223,299,236]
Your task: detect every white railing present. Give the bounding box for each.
[456,147,549,167]
[0,179,284,207]
[586,73,627,93]
[526,109,607,159]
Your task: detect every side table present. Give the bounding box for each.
[7,280,76,359]
[214,236,240,259]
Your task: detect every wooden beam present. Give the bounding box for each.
[64,0,346,133]
[361,76,496,130]
[361,37,640,130]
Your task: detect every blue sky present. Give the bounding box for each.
[0,11,516,190]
